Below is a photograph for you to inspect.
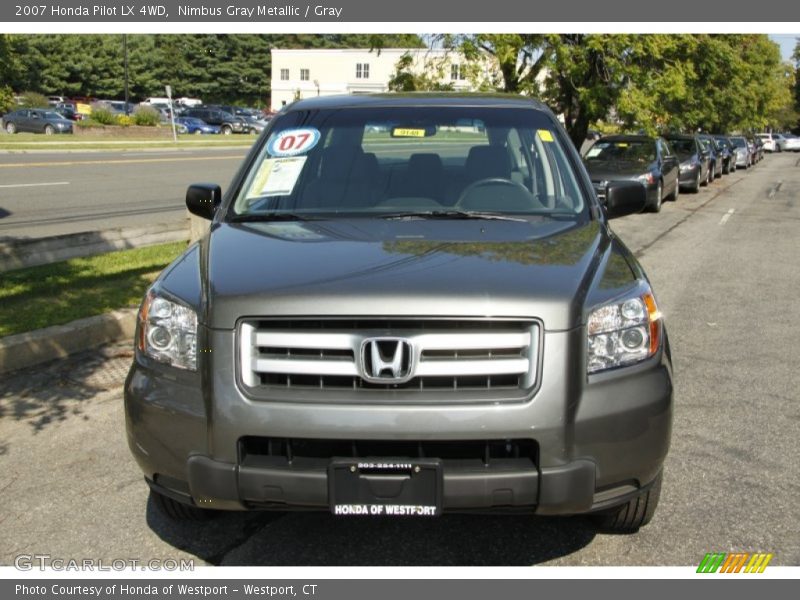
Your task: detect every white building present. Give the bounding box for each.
[269,48,497,110]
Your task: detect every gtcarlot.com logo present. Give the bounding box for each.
[697,552,773,573]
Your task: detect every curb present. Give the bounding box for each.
[0,222,189,272]
[0,308,137,374]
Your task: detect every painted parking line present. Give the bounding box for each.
[0,181,70,188]
[719,208,735,225]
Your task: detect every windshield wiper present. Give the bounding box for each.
[379,210,528,222]
[230,212,313,222]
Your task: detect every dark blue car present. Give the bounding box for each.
[174,116,219,135]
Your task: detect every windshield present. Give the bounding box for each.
[230,106,588,220]
[666,138,695,159]
[43,112,63,120]
[731,137,747,148]
[584,140,656,163]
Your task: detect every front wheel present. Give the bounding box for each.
[670,179,680,201]
[650,182,663,213]
[693,170,702,192]
[221,125,232,135]
[594,471,662,532]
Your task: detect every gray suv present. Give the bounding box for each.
[125,94,673,532]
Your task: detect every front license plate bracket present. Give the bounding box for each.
[328,458,443,517]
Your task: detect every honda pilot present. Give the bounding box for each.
[125,94,673,532]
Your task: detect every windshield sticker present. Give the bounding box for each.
[267,128,321,157]
[246,156,307,198]
[537,129,554,142]
[392,128,427,138]
[616,142,629,148]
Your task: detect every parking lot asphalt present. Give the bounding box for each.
[0,153,798,566]
[0,147,250,239]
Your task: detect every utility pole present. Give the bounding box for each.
[123,35,130,114]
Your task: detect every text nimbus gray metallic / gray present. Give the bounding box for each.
[177,4,303,17]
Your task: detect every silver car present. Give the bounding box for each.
[773,133,800,152]
[125,94,673,531]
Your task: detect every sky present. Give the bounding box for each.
[769,34,798,61]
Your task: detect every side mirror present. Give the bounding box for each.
[604,181,647,219]
[186,183,222,220]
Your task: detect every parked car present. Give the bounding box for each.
[745,137,761,164]
[241,115,269,135]
[752,137,765,162]
[773,133,800,152]
[694,135,724,179]
[711,135,737,174]
[125,93,673,531]
[729,136,751,168]
[175,116,220,135]
[182,107,246,135]
[2,109,74,134]
[663,134,710,193]
[53,106,84,122]
[755,133,776,152]
[583,134,680,212]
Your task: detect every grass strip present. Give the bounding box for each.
[0,133,255,151]
[0,241,187,337]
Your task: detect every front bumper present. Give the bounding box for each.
[125,327,673,515]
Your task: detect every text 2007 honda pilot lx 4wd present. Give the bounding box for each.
[125,94,673,531]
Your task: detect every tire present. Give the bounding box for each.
[151,490,218,522]
[194,129,203,135]
[594,471,662,532]
[44,124,55,135]
[651,182,663,213]
[707,164,715,184]
[670,179,680,201]
[221,125,232,135]
[693,170,702,192]
[249,128,258,135]
[6,122,17,134]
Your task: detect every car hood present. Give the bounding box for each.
[584,159,652,180]
[161,218,642,332]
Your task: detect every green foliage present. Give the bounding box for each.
[132,105,160,126]
[89,103,120,125]
[451,34,795,145]
[19,91,49,108]
[387,52,454,92]
[0,85,15,114]
[2,34,424,107]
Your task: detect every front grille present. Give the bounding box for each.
[239,436,538,468]
[238,318,540,403]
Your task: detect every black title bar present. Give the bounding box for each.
[2,0,800,22]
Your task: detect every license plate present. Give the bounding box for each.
[328,458,442,517]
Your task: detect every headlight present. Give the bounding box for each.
[587,289,662,374]
[137,290,197,370]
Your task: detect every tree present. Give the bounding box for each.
[387,52,454,92]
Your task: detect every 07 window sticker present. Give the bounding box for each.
[267,127,321,157]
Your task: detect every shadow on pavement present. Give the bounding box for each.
[0,342,132,435]
[146,492,597,566]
